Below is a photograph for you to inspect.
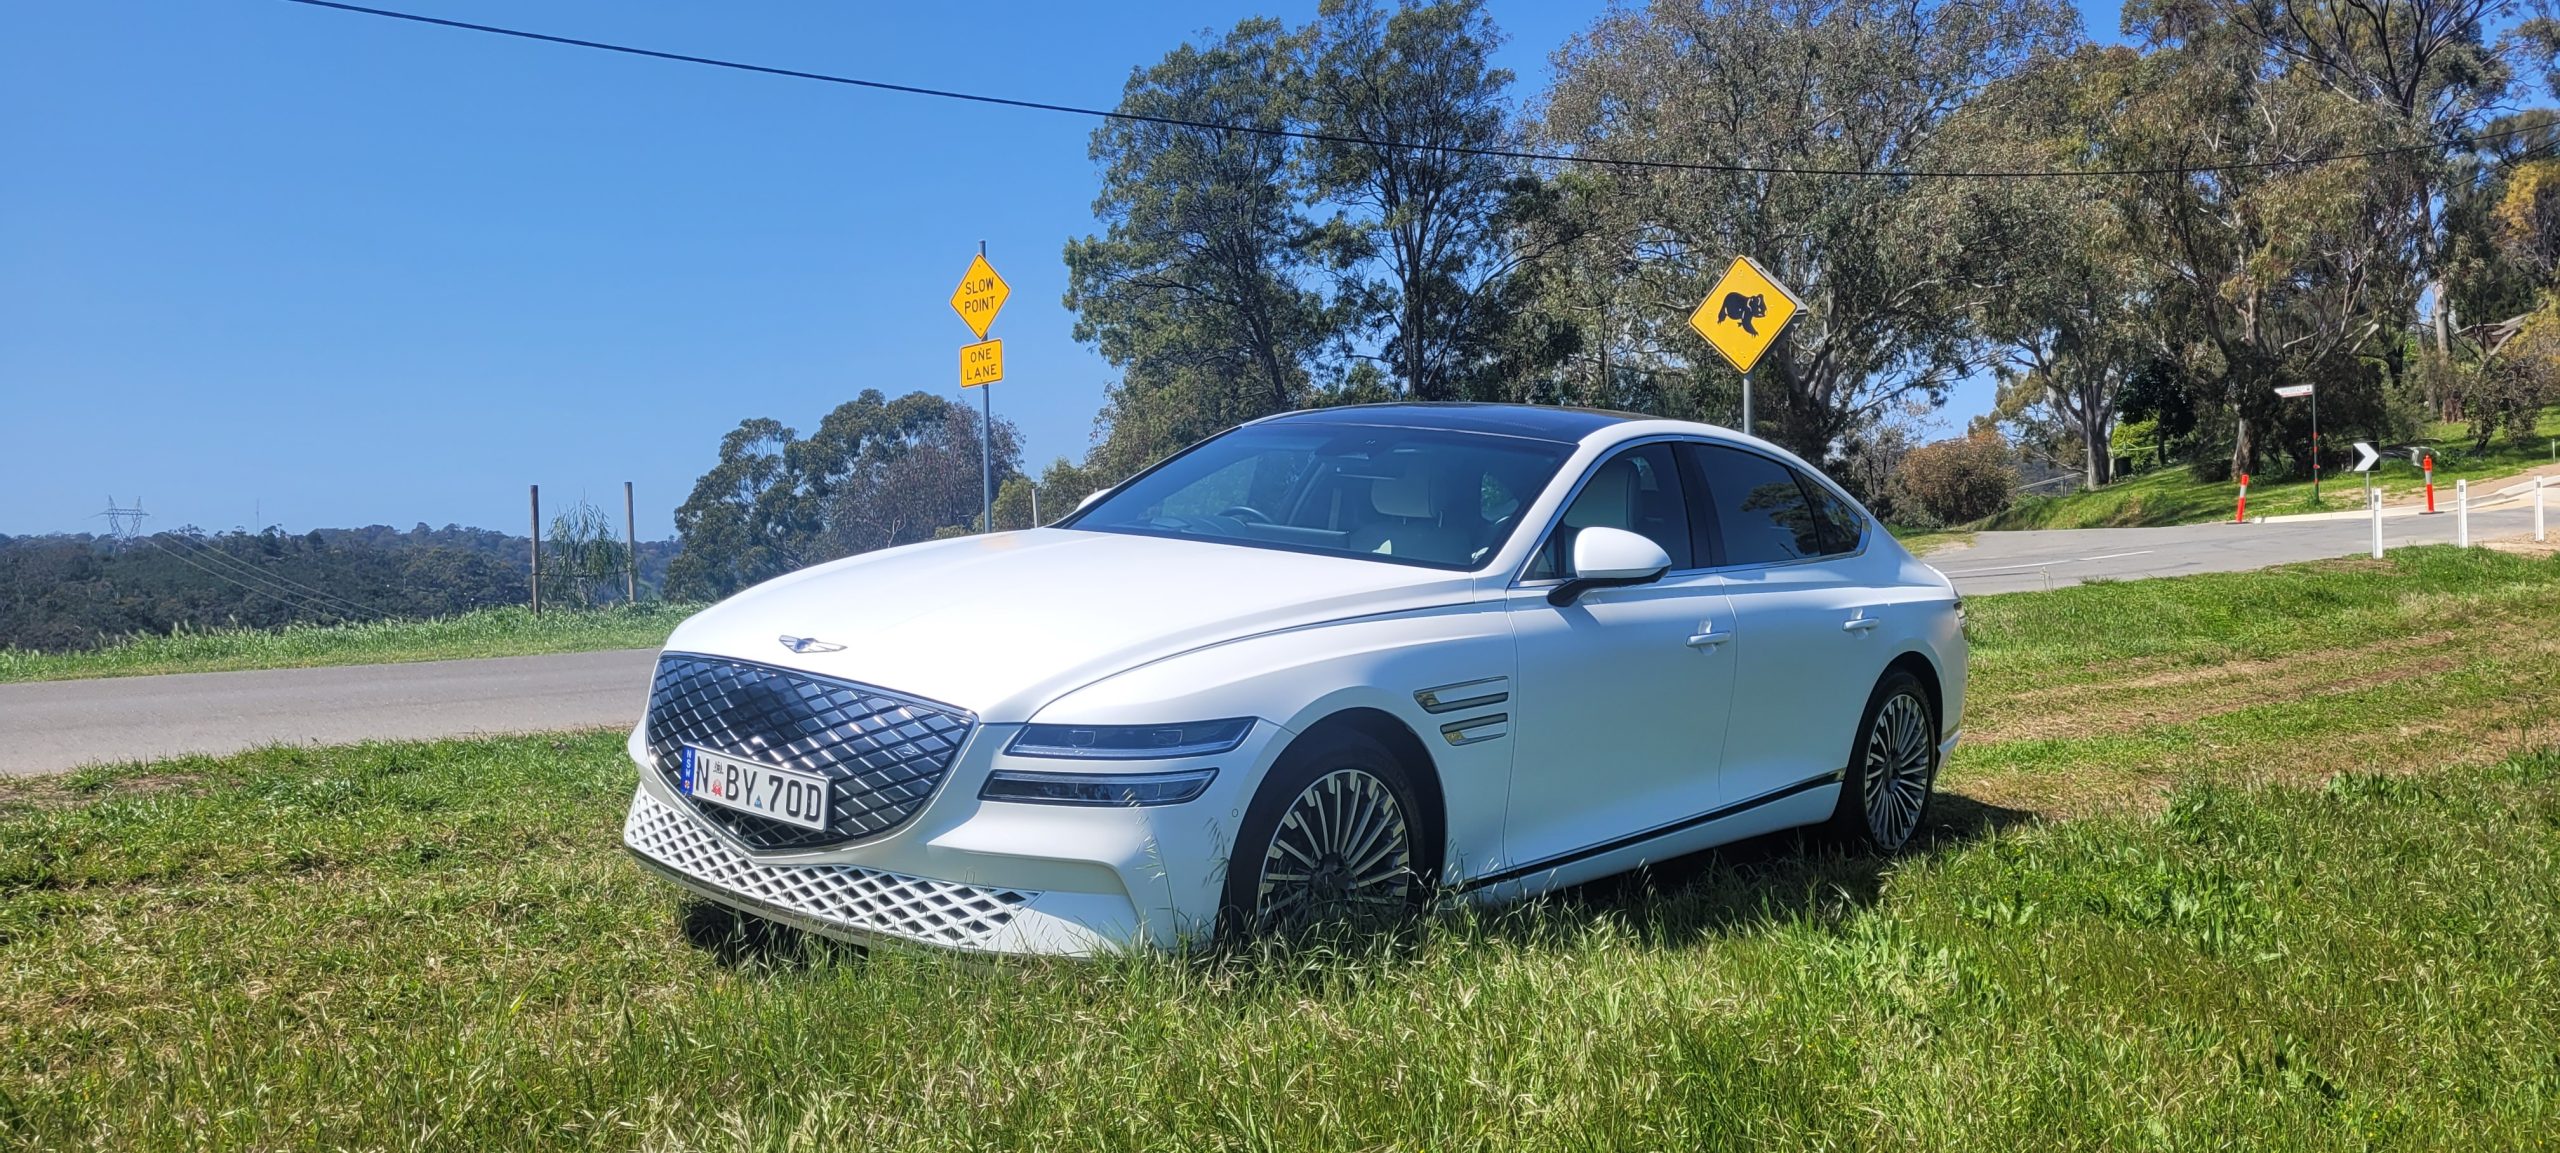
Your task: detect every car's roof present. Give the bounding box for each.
[1252,402,1652,444]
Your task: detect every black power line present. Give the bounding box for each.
[274,0,2531,180]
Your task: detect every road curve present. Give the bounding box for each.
[0,648,659,777]
[3,506,2547,776]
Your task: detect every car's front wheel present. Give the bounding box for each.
[1221,728,1426,941]
[1828,669,1939,852]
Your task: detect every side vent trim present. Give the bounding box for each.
[1415,676,1510,716]
[1439,713,1509,746]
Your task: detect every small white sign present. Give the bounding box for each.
[2273,384,2316,399]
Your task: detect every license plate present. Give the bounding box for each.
[679,746,830,831]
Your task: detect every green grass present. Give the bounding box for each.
[0,603,697,683]
[1985,404,2560,529]
[4,547,2558,1149]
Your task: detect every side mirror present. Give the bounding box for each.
[1549,526,1672,606]
[1075,488,1110,514]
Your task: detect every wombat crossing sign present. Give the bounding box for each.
[1688,256,1804,375]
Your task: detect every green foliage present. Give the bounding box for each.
[1537,0,2080,464]
[1893,433,2020,526]
[1064,18,1333,480]
[541,499,630,609]
[666,391,1020,600]
[0,525,675,653]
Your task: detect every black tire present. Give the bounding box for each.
[1825,668,1939,852]
[1218,726,1429,943]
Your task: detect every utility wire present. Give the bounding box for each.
[275,0,2533,180]
[158,532,391,620]
[140,536,379,623]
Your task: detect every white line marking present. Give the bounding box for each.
[1937,548,2153,577]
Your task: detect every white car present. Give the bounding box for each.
[622,404,1966,956]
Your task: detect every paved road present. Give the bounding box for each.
[1932,503,2545,594]
[1,648,658,777]
[4,506,2547,775]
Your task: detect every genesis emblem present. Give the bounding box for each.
[777,635,846,655]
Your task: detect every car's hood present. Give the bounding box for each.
[664,528,1482,721]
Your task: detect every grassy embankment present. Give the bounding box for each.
[0,603,696,684]
[3,546,2557,1148]
[1983,404,2559,529]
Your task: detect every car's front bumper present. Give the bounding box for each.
[621,788,1128,954]
[619,716,1286,957]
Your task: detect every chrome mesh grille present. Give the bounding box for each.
[644,652,975,850]
[624,790,1031,949]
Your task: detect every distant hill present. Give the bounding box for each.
[0,524,677,652]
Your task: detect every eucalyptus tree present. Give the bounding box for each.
[665,392,1021,601]
[1537,0,2081,465]
[1065,19,1334,477]
[1298,0,1527,400]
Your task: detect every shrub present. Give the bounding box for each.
[1892,433,2019,526]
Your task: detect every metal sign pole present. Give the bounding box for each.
[2311,384,2321,502]
[979,240,993,534]
[1741,372,1751,437]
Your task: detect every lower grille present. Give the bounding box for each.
[644,652,975,850]
[624,790,1033,950]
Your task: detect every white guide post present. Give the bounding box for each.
[2456,479,2470,547]
[2537,476,2548,543]
[2369,488,2384,559]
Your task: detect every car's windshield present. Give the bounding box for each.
[1061,421,1575,569]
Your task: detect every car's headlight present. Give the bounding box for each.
[1004,718,1254,760]
[980,767,1220,807]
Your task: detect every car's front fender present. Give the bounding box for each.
[1025,598,1521,888]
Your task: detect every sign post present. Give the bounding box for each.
[1688,257,1803,438]
[2350,439,2380,508]
[2274,383,2318,501]
[950,244,1013,533]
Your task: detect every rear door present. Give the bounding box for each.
[1499,441,1739,873]
[1683,443,1887,805]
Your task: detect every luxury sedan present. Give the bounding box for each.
[621,403,1967,955]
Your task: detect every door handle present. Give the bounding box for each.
[1685,628,1732,649]
[1841,615,1881,634]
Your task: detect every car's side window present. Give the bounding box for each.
[1523,443,1694,580]
[1798,469,1866,555]
[1687,444,1824,566]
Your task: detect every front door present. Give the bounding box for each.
[1683,442,1884,802]
[1499,442,1739,875]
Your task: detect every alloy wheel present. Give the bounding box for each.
[1253,768,1414,932]
[1862,691,1934,850]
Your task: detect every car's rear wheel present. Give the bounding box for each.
[1221,728,1425,941]
[1828,669,1938,852]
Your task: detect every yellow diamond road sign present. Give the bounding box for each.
[1688,256,1803,375]
[949,253,1010,341]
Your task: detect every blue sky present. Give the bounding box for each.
[3,1,2122,538]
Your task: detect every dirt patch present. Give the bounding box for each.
[0,771,205,813]
[2482,533,2559,559]
[1969,628,2477,745]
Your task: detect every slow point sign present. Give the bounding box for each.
[949,253,1011,341]
[1688,256,1803,375]
[961,340,1004,388]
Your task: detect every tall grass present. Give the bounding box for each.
[2,548,2557,1147]
[0,602,695,683]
